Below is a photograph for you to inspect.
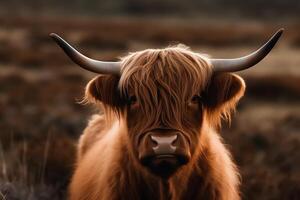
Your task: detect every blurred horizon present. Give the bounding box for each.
[1,0,300,20]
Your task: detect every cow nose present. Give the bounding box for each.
[151,134,178,155]
[138,131,190,179]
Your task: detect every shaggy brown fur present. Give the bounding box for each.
[70,45,245,200]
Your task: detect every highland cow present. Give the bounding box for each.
[50,28,283,200]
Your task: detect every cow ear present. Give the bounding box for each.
[204,73,245,126]
[84,75,123,108]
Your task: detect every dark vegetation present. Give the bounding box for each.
[0,14,299,199]
[1,0,300,19]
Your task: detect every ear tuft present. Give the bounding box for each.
[204,73,245,127]
[82,75,123,108]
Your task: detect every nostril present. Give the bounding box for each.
[150,135,157,143]
[171,135,178,146]
[151,139,158,147]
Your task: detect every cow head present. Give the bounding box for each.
[50,29,283,179]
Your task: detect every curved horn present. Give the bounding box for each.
[210,28,284,72]
[49,33,121,75]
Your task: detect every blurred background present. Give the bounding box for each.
[0,1,299,199]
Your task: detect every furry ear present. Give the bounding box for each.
[204,73,246,127]
[84,75,123,108]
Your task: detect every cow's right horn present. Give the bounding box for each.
[50,33,121,75]
[210,28,284,73]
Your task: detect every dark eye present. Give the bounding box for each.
[188,95,203,108]
[191,95,201,104]
[128,95,138,107]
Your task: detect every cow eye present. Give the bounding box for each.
[188,95,202,107]
[128,95,138,107]
[191,95,201,103]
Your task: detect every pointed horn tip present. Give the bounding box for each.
[49,33,62,42]
[268,28,284,47]
[278,28,285,33]
[273,28,284,40]
[49,33,57,38]
[276,28,284,36]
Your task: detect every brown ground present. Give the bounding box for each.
[0,15,299,200]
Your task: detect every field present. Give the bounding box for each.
[0,15,299,199]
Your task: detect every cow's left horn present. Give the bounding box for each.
[210,28,284,72]
[50,33,121,75]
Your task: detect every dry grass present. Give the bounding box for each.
[0,132,73,200]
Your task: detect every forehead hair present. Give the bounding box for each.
[119,45,212,98]
[118,45,212,127]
